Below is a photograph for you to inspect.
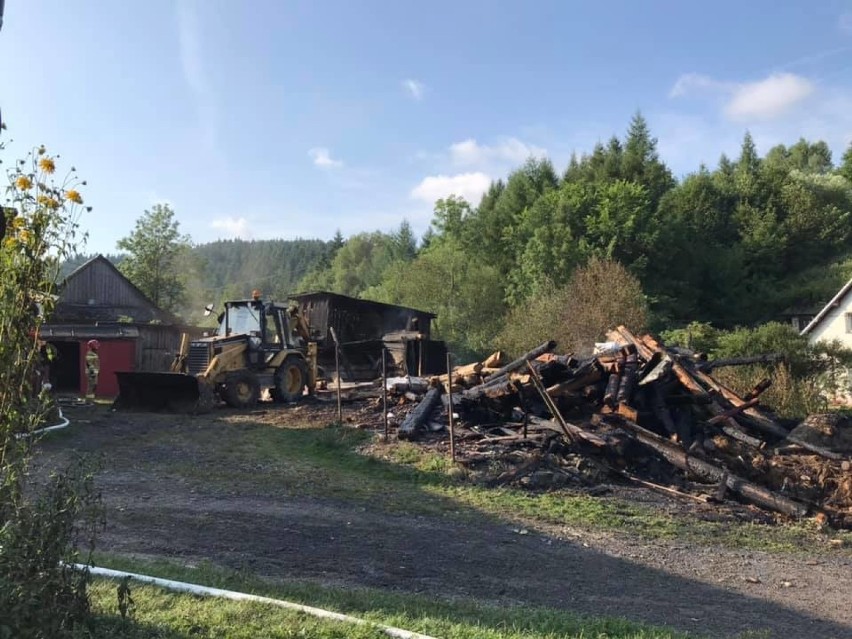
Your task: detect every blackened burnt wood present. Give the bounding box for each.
[461,375,518,402]
[718,423,766,449]
[639,341,745,435]
[649,385,677,436]
[546,358,602,396]
[744,378,773,401]
[691,368,789,439]
[598,415,809,518]
[483,340,557,381]
[607,326,654,362]
[398,386,443,440]
[638,334,707,397]
[526,361,608,448]
[616,352,638,404]
[603,373,621,408]
[707,398,761,425]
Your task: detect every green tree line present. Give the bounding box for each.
[297,114,852,356]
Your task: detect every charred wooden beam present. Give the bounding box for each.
[691,368,789,439]
[483,340,557,381]
[649,385,677,436]
[597,415,809,518]
[744,378,773,401]
[718,423,766,449]
[616,352,638,405]
[526,361,608,448]
[707,397,761,425]
[398,386,443,440]
[603,373,621,408]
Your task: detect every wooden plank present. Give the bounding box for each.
[483,340,557,381]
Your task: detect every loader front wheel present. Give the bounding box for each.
[222,371,260,409]
[274,357,307,403]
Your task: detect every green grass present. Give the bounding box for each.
[149,419,852,554]
[86,554,689,639]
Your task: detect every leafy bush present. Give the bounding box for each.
[663,321,852,417]
[498,257,648,357]
[1,142,101,637]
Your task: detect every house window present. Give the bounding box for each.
[846,313,852,334]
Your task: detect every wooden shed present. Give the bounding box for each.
[290,291,446,380]
[40,255,197,397]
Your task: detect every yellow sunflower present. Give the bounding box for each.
[38,157,56,174]
[15,175,33,190]
[65,189,83,204]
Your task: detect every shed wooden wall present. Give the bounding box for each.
[58,258,164,323]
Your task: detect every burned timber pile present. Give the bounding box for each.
[384,326,852,528]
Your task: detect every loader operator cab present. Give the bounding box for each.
[216,300,296,350]
[218,301,262,339]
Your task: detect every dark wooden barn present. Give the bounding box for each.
[39,255,195,398]
[290,291,446,380]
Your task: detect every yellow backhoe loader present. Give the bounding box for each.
[115,298,317,412]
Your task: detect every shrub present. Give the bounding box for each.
[663,321,852,418]
[498,257,648,357]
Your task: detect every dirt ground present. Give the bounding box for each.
[34,401,852,639]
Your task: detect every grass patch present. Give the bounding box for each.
[85,579,386,638]
[87,554,688,639]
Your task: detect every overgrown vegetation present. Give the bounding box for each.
[1,141,100,637]
[498,257,648,356]
[662,322,852,417]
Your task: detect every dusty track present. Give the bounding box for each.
[35,404,852,638]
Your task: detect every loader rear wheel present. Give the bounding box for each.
[222,371,260,409]
[274,357,307,403]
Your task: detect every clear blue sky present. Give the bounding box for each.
[2,1,851,254]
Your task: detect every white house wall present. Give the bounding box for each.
[806,298,852,405]
[806,299,852,347]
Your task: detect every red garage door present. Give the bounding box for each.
[78,340,136,398]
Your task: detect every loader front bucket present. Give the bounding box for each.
[114,372,213,413]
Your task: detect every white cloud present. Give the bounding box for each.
[403,79,425,100]
[670,71,814,122]
[449,137,547,167]
[840,12,852,34]
[308,147,343,168]
[668,73,732,98]
[211,216,252,239]
[725,73,814,121]
[410,172,491,205]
